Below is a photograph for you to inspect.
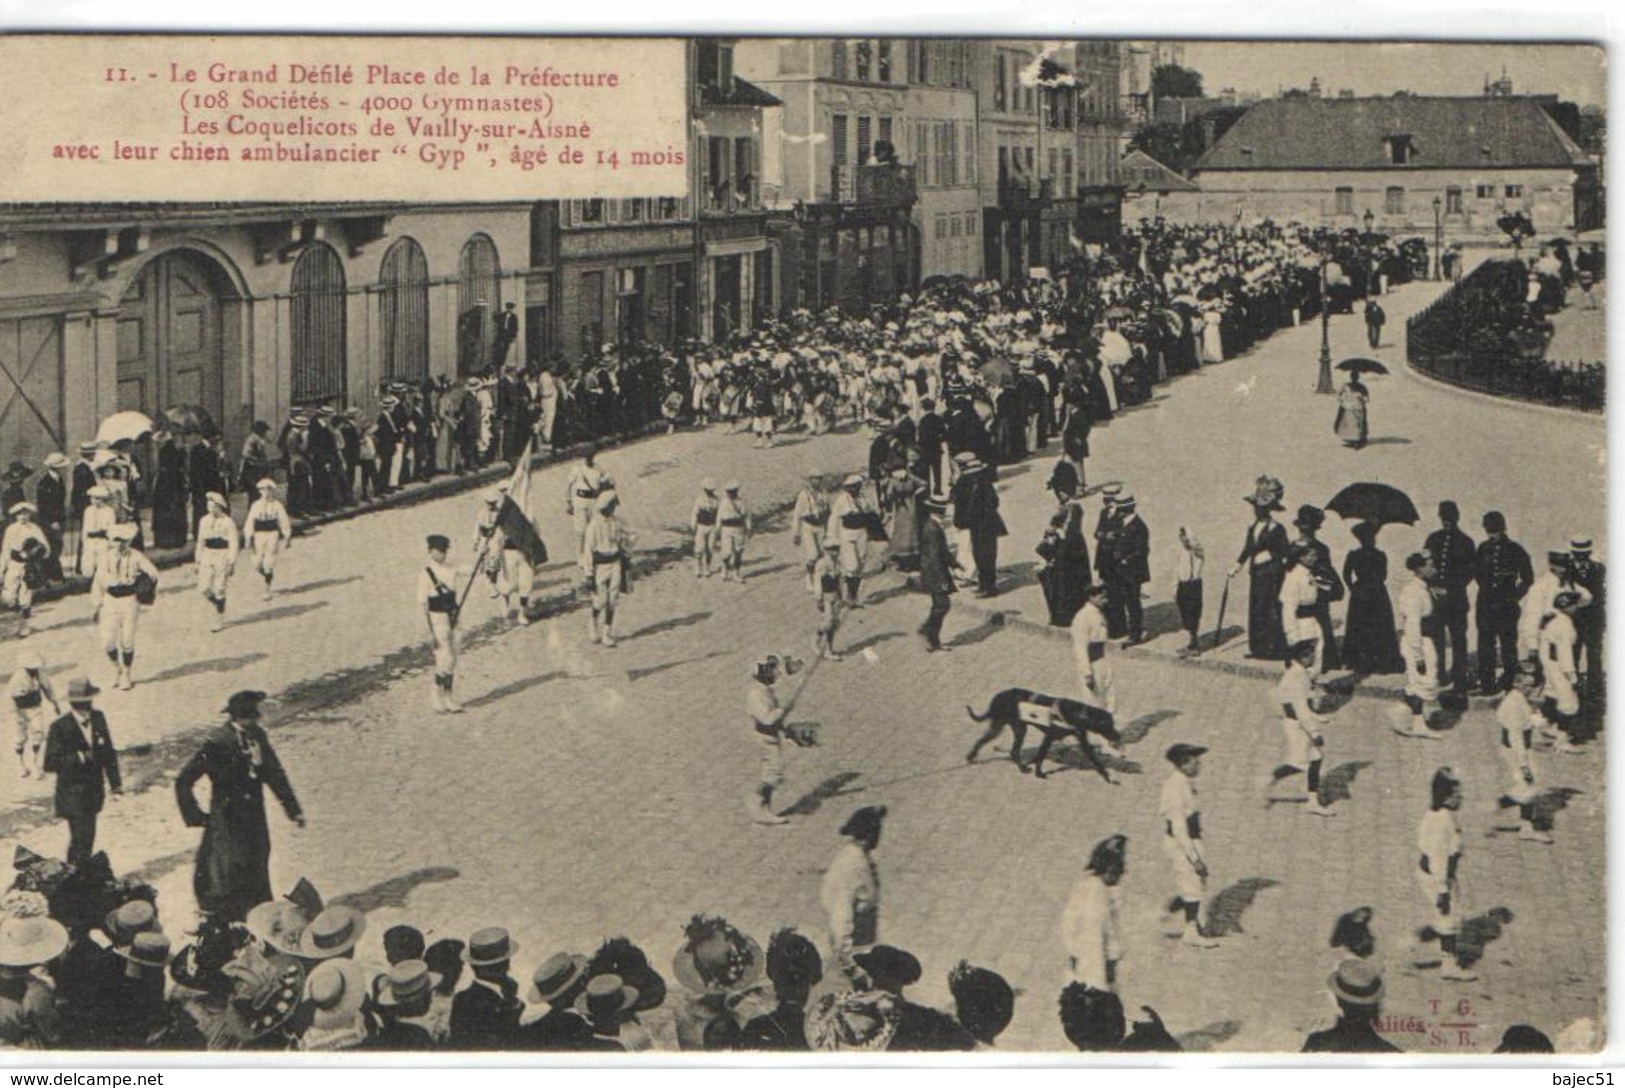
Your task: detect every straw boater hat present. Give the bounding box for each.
[78,441,99,456]
[574,973,639,1022]
[377,959,442,1008]
[464,926,519,968]
[295,905,367,960]
[105,899,161,943]
[306,958,369,1032]
[246,900,313,957]
[1327,959,1384,1007]
[527,952,589,1005]
[43,453,70,471]
[8,502,35,517]
[0,916,69,967]
[115,932,173,974]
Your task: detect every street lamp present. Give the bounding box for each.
[1315,247,1335,394]
[1432,195,1443,281]
[1361,208,1376,298]
[1363,208,1374,235]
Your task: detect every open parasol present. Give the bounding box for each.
[1335,357,1389,377]
[1326,482,1419,528]
[162,404,218,436]
[94,410,154,446]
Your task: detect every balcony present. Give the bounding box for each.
[829,163,917,208]
[998,175,1054,210]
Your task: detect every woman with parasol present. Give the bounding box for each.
[1333,358,1386,449]
[1340,522,1404,675]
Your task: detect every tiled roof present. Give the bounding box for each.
[1119,150,1200,192]
[1195,96,1589,172]
[700,77,782,108]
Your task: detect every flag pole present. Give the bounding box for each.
[455,437,534,616]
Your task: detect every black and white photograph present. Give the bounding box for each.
[0,30,1609,1059]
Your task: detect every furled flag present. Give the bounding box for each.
[497,438,549,566]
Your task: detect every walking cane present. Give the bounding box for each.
[1209,579,1231,654]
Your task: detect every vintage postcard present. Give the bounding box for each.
[0,31,1607,1059]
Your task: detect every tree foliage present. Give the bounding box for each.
[1151,64,1203,100]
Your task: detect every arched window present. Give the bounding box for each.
[456,234,502,375]
[290,243,347,404]
[379,238,429,384]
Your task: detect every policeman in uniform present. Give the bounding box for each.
[565,449,612,555]
[1567,536,1605,695]
[579,491,632,648]
[791,472,829,594]
[1265,640,1336,816]
[419,534,465,713]
[1070,583,1115,716]
[827,475,871,607]
[1423,501,1476,694]
[1472,512,1533,694]
[90,524,159,691]
[246,478,293,602]
[1093,486,1124,637]
[1159,743,1218,948]
[194,492,241,633]
[691,479,720,579]
[8,649,60,778]
[2,502,51,638]
[716,482,751,584]
[1393,553,1444,742]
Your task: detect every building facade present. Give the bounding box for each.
[1190,95,1599,240]
[740,38,920,315]
[0,202,532,468]
[903,40,982,282]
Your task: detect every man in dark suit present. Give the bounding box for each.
[917,495,956,652]
[916,398,946,494]
[1568,536,1606,696]
[492,302,519,369]
[36,454,69,584]
[373,396,401,497]
[42,676,122,866]
[451,927,525,1049]
[175,690,304,923]
[1109,496,1151,645]
[187,432,230,538]
[1473,511,1533,693]
[1302,960,1402,1053]
[1094,487,1125,637]
[70,442,98,576]
[951,458,1005,598]
[1423,501,1476,694]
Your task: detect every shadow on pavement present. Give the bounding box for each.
[1119,709,1181,747]
[1199,625,1247,655]
[781,771,862,816]
[845,630,906,655]
[1362,436,1413,447]
[946,614,1006,649]
[1455,907,1515,968]
[1205,877,1282,937]
[229,601,331,629]
[1320,760,1373,805]
[744,563,796,581]
[1138,602,1189,642]
[463,670,572,709]
[143,651,271,686]
[864,581,919,607]
[1177,1020,1244,1052]
[627,651,730,683]
[625,611,713,641]
[280,574,365,597]
[331,866,462,914]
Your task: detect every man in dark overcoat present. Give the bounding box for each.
[916,496,956,652]
[952,458,1006,598]
[42,677,122,866]
[175,690,304,923]
[1109,495,1151,645]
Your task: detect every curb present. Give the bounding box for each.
[20,422,671,609]
[1399,358,1606,424]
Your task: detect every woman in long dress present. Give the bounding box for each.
[1333,376,1370,449]
[882,456,927,572]
[1039,476,1092,627]
[1340,521,1404,675]
[150,431,190,549]
[1200,308,1226,364]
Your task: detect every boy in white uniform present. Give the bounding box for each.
[1393,552,1444,741]
[691,479,720,579]
[1537,591,1585,753]
[1159,743,1218,949]
[246,478,293,601]
[791,473,828,593]
[1415,767,1475,981]
[1070,584,1115,716]
[1496,662,1553,843]
[90,524,159,690]
[194,492,240,633]
[418,534,465,713]
[79,486,116,581]
[8,650,60,777]
[1,503,51,637]
[716,482,751,583]
[813,542,844,661]
[1264,640,1336,816]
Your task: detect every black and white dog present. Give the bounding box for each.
[965,687,1122,782]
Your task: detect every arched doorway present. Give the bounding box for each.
[379,238,429,386]
[117,251,228,430]
[290,244,348,405]
[457,234,502,375]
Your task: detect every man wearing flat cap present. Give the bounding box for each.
[1423,501,1475,695]
[175,690,305,923]
[1472,512,1533,694]
[1159,744,1217,949]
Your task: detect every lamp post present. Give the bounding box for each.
[1362,208,1376,297]
[1432,195,1443,281]
[1315,249,1335,394]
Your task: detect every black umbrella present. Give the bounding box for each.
[162,404,218,436]
[1335,358,1389,376]
[1326,483,1419,528]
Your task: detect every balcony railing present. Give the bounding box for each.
[829,163,918,207]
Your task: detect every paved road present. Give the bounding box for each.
[0,293,1605,1054]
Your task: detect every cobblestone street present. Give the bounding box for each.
[0,278,1605,1054]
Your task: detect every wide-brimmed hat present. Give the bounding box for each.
[842,474,865,489]
[205,492,228,509]
[464,926,519,967]
[67,677,99,702]
[221,954,305,1042]
[574,973,638,1021]
[377,959,442,1008]
[804,980,900,1051]
[951,451,979,466]
[87,485,111,501]
[1246,476,1285,511]
[105,899,161,943]
[839,804,888,841]
[380,395,401,408]
[256,477,278,492]
[0,915,68,967]
[306,958,369,1031]
[1165,743,1207,764]
[3,461,33,482]
[42,453,70,471]
[78,441,100,455]
[246,900,313,957]
[528,952,589,1005]
[296,906,367,960]
[672,916,764,995]
[1328,959,1384,1006]
[724,480,741,493]
[8,501,36,517]
[115,931,173,971]
[1293,504,1325,531]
